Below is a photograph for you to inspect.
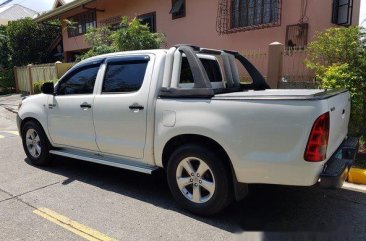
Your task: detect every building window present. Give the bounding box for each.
[217,0,281,34]
[332,0,353,26]
[67,10,96,37]
[138,12,156,32]
[99,16,122,30]
[231,0,280,29]
[170,0,186,19]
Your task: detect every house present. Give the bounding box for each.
[0,4,38,25]
[35,0,361,62]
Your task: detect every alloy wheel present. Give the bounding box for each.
[25,128,41,158]
[176,157,216,204]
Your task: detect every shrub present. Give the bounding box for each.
[79,17,166,60]
[306,27,366,138]
[84,26,114,47]
[112,17,165,52]
[77,44,116,61]
[0,25,10,69]
[0,69,15,94]
[33,80,57,94]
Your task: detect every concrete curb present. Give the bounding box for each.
[347,167,366,185]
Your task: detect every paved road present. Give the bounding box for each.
[0,103,366,241]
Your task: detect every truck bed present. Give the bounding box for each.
[156,88,351,186]
[214,89,348,100]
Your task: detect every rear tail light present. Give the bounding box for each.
[304,112,330,162]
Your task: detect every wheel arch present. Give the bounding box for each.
[20,117,43,133]
[161,134,248,201]
[20,117,52,147]
[162,134,229,169]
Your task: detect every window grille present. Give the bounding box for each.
[285,23,308,49]
[217,0,281,34]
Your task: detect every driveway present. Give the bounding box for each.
[0,96,366,241]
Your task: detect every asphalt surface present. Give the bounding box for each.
[1,100,366,241]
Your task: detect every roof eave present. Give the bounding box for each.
[34,0,95,22]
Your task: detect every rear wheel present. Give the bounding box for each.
[167,144,232,216]
[21,121,51,166]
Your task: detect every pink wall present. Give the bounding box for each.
[61,0,361,54]
[61,7,91,52]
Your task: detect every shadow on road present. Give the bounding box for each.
[25,156,366,240]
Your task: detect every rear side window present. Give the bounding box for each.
[57,65,100,95]
[102,61,148,93]
[180,57,223,85]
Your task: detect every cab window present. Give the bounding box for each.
[102,61,148,93]
[57,64,100,95]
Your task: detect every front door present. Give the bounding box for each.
[47,62,102,151]
[93,55,152,159]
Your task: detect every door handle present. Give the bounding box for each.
[129,104,144,111]
[80,103,92,109]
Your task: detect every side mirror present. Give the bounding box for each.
[41,82,55,95]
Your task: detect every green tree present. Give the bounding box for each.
[79,17,165,60]
[306,27,366,138]
[78,26,116,60]
[112,17,165,51]
[0,25,10,68]
[6,18,60,66]
[0,25,13,93]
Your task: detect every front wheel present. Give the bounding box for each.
[21,121,51,166]
[167,144,232,216]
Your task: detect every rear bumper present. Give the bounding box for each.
[319,137,359,189]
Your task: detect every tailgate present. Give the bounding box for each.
[326,91,351,159]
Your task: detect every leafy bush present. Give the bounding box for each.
[77,44,116,61]
[306,27,366,138]
[33,80,57,94]
[0,69,15,94]
[112,17,165,51]
[0,26,10,69]
[84,26,114,47]
[79,17,165,60]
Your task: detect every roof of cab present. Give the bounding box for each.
[79,49,169,65]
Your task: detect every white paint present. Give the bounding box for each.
[18,48,350,187]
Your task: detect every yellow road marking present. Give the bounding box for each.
[0,135,4,139]
[33,208,118,241]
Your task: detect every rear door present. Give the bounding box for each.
[93,55,153,159]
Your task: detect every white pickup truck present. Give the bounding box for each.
[17,45,359,215]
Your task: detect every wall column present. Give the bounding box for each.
[267,42,284,89]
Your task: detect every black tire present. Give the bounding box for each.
[21,120,51,166]
[167,144,233,216]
